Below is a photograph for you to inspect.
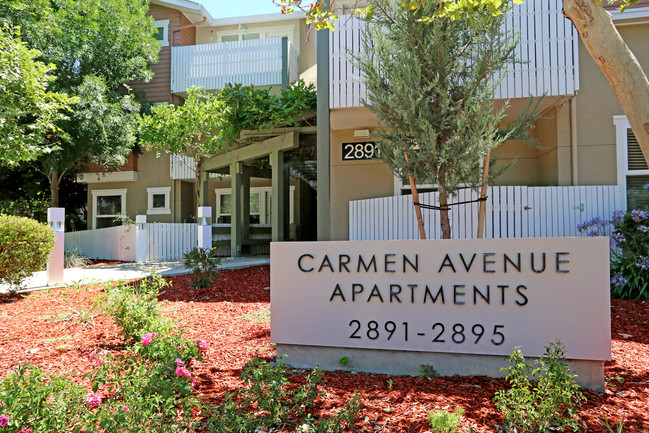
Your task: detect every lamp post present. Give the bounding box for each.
[47,207,65,286]
[197,206,212,252]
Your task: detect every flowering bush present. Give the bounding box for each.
[579,209,649,299]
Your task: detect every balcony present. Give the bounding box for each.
[329,0,579,109]
[171,37,296,94]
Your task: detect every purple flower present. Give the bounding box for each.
[638,225,649,233]
[611,273,627,287]
[612,210,626,225]
[610,232,626,246]
[0,414,9,426]
[636,256,649,271]
[631,209,648,222]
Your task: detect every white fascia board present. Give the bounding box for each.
[77,171,138,183]
[209,11,305,27]
[150,0,215,25]
[611,6,649,24]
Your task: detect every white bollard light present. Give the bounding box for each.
[135,215,147,263]
[47,207,65,286]
[197,206,212,252]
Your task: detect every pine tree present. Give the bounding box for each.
[356,0,536,239]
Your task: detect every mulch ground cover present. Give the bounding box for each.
[0,264,647,432]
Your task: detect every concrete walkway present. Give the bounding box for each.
[0,256,270,293]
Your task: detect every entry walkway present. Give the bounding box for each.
[0,256,270,293]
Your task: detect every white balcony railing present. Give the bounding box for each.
[170,154,195,180]
[330,0,579,109]
[171,37,293,93]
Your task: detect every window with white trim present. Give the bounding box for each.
[614,116,649,210]
[215,186,295,224]
[92,189,127,229]
[147,187,171,215]
[154,20,169,47]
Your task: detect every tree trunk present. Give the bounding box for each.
[439,169,451,239]
[477,152,491,238]
[193,157,205,209]
[49,169,62,207]
[563,0,649,164]
[403,152,427,239]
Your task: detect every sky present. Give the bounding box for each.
[200,0,282,19]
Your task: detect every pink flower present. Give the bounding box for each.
[121,405,129,412]
[175,358,184,367]
[85,392,102,407]
[141,333,157,346]
[19,429,31,433]
[197,339,208,350]
[175,366,191,378]
[191,380,196,388]
[0,414,9,426]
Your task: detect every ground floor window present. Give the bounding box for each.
[91,189,127,229]
[147,187,171,215]
[215,186,295,224]
[615,116,649,210]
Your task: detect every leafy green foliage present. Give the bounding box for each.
[355,0,538,238]
[100,273,175,343]
[428,407,464,433]
[0,364,88,433]
[0,26,71,166]
[1,0,159,205]
[493,341,586,432]
[578,210,649,299]
[0,214,54,290]
[419,364,439,380]
[140,81,316,204]
[183,247,221,289]
[205,357,362,432]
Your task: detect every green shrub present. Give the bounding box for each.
[610,209,649,299]
[183,247,220,289]
[0,364,88,433]
[64,249,91,268]
[428,407,464,433]
[493,340,585,432]
[100,273,175,343]
[205,357,362,432]
[0,214,55,290]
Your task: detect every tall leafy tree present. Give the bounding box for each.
[356,0,536,239]
[0,27,70,166]
[140,87,225,206]
[0,0,159,206]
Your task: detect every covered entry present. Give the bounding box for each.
[201,131,316,256]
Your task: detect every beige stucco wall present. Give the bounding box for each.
[329,128,396,240]
[575,22,649,185]
[86,152,176,228]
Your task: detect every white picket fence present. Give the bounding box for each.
[66,226,136,262]
[147,223,197,261]
[349,185,624,240]
[66,223,198,262]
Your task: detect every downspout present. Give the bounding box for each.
[570,94,579,185]
[171,17,207,46]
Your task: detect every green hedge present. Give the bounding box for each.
[0,214,55,289]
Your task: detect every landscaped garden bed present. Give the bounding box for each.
[0,264,647,432]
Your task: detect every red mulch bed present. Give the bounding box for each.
[0,265,647,432]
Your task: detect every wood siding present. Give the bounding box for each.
[129,4,196,104]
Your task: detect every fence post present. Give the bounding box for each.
[197,207,212,252]
[47,208,65,286]
[136,215,147,263]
